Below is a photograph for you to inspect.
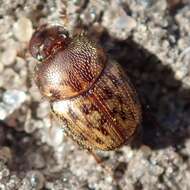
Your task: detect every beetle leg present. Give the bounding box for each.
[87,149,114,174]
[88,150,103,164]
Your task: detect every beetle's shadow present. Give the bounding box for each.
[100,32,190,151]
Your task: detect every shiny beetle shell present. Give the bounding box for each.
[29,25,142,151]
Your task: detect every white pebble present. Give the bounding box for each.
[47,125,65,147]
[13,17,33,42]
[3,89,27,106]
[1,48,17,66]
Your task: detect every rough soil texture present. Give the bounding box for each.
[0,0,190,189]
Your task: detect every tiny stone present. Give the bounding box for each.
[26,170,45,190]
[28,84,42,101]
[13,17,33,42]
[15,57,26,71]
[1,47,17,66]
[0,168,10,179]
[3,89,27,106]
[0,147,12,164]
[1,68,23,89]
[6,175,20,190]
[102,2,137,40]
[140,145,152,157]
[114,15,136,32]
[80,8,97,25]
[0,184,5,190]
[36,101,50,119]
[0,90,27,120]
[45,125,65,147]
[0,0,190,189]
[135,0,154,7]
[25,118,45,133]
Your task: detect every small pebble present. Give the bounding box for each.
[28,171,45,189]
[0,0,189,190]
[36,101,50,118]
[1,68,23,89]
[102,2,137,40]
[0,147,12,164]
[45,125,65,147]
[13,17,33,42]
[15,57,26,71]
[1,47,17,66]
[20,170,45,190]
[3,89,27,106]
[0,90,27,120]
[135,0,154,7]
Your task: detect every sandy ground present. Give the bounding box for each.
[0,0,190,189]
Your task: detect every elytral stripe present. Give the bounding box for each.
[90,91,125,144]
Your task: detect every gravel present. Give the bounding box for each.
[0,0,190,189]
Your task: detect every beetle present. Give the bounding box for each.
[29,25,142,152]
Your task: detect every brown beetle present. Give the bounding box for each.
[29,25,142,151]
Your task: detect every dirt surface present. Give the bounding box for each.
[0,0,190,189]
